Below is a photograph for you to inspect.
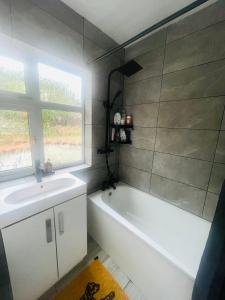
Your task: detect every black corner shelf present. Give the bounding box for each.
[110,140,132,145]
[111,124,134,130]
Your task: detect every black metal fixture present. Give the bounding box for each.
[98,60,142,190]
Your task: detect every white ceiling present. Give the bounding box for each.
[61,0,212,44]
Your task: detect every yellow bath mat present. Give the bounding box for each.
[53,259,129,300]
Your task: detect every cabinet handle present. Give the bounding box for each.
[58,212,64,235]
[46,219,53,243]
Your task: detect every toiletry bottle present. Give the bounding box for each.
[120,129,126,142]
[126,114,133,126]
[120,109,126,125]
[45,159,53,174]
[114,112,121,125]
[111,128,115,142]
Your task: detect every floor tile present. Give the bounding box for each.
[124,281,148,300]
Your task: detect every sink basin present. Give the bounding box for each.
[5,176,77,205]
[0,173,86,229]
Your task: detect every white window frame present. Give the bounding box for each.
[0,44,86,181]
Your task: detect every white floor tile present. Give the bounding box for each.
[103,257,130,289]
[124,281,148,300]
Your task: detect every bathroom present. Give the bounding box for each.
[0,0,225,299]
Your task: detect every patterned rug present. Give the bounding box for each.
[53,259,129,300]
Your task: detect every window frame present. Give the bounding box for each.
[0,48,85,181]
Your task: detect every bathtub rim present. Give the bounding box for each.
[88,182,210,280]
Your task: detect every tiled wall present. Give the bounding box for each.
[0,0,123,193]
[120,0,225,221]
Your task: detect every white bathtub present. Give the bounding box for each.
[88,183,211,300]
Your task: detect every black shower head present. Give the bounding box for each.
[117,60,142,77]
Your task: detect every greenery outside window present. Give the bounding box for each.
[0,53,84,181]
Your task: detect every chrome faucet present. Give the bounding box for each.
[35,160,43,183]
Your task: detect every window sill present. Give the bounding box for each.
[0,164,90,190]
[55,163,90,175]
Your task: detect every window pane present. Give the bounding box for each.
[42,110,82,166]
[0,56,26,94]
[0,110,32,171]
[39,64,82,106]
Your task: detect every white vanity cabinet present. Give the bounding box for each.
[2,208,58,300]
[54,194,87,279]
[1,195,87,300]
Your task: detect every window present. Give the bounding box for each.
[0,110,32,171]
[38,63,82,106]
[0,54,84,179]
[0,56,26,94]
[42,110,82,166]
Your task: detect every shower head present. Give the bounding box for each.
[117,60,142,77]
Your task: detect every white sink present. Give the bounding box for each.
[0,173,86,229]
[5,177,77,205]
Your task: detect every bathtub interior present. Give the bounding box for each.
[100,183,211,278]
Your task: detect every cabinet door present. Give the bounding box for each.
[2,209,58,300]
[54,194,87,278]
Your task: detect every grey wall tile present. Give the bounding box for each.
[120,145,153,172]
[92,100,105,125]
[125,29,166,60]
[91,71,108,102]
[203,192,219,222]
[126,103,159,127]
[118,0,225,219]
[152,152,212,189]
[0,0,11,36]
[161,59,225,101]
[158,98,225,129]
[92,125,105,148]
[132,127,156,151]
[91,55,123,101]
[84,19,117,51]
[165,20,225,73]
[12,0,83,64]
[222,112,225,130]
[92,147,116,168]
[150,174,206,215]
[155,128,218,161]
[126,47,164,83]
[73,166,107,193]
[32,0,84,35]
[167,1,225,43]
[124,76,161,105]
[215,131,225,163]
[83,38,105,63]
[209,163,225,194]
[119,164,150,193]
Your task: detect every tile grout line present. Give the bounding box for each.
[124,94,225,106]
[149,27,168,194]
[201,102,225,216]
[125,13,225,63]
[122,145,220,164]
[166,14,225,46]
[125,56,225,86]
[121,160,210,192]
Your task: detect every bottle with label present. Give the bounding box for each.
[111,128,115,142]
[120,129,127,142]
[126,114,133,126]
[44,159,53,174]
[120,109,126,125]
[114,112,121,125]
